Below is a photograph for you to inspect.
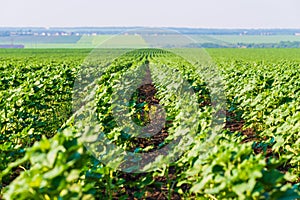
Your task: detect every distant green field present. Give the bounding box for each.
[0,35,147,48]
[1,34,300,48]
[191,35,300,45]
[206,48,300,61]
[76,35,111,46]
[1,48,300,62]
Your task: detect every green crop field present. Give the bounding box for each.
[0,48,299,199]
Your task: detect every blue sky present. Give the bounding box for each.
[1,0,299,28]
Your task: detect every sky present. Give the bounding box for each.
[0,0,299,28]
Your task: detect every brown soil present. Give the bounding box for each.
[128,62,170,152]
[115,167,182,200]
[225,111,257,142]
[116,62,185,199]
[225,111,299,184]
[0,167,24,200]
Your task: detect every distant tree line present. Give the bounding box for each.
[187,43,235,48]
[187,41,300,48]
[1,27,300,36]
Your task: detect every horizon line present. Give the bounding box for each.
[1,26,300,30]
